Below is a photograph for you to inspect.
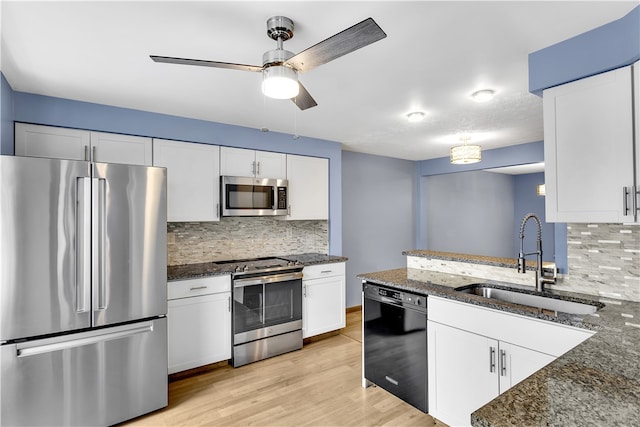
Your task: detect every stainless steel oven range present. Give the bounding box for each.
[214,257,304,367]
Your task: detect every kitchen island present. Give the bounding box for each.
[359,260,640,426]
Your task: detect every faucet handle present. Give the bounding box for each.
[517,255,526,273]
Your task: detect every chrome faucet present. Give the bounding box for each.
[517,213,555,292]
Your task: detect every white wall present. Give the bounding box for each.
[342,151,417,308]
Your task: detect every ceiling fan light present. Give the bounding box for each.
[450,144,482,164]
[262,66,299,99]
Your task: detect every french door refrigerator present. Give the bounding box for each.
[0,155,168,426]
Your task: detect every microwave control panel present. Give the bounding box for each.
[277,187,287,209]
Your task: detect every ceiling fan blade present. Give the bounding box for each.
[291,82,317,110]
[285,17,386,73]
[150,55,263,72]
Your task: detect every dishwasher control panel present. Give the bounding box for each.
[364,282,426,311]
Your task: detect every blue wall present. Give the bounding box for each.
[529,5,639,95]
[416,142,568,273]
[342,151,416,307]
[513,172,554,263]
[1,74,15,155]
[422,171,515,258]
[4,86,343,254]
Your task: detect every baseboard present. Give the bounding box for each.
[168,360,229,383]
[346,305,362,313]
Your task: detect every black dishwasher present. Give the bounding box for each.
[363,281,427,413]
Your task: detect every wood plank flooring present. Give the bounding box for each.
[123,308,446,427]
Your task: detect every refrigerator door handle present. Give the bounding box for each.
[16,322,154,358]
[76,177,91,313]
[92,177,108,311]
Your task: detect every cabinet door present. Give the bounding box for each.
[255,150,286,178]
[153,139,220,222]
[543,65,634,222]
[286,155,329,220]
[498,342,554,393]
[90,131,152,165]
[428,321,499,427]
[168,292,231,374]
[15,123,89,160]
[220,146,256,177]
[303,275,345,338]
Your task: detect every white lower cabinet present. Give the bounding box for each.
[168,275,231,374]
[302,263,346,338]
[427,296,593,427]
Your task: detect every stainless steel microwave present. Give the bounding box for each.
[221,176,288,217]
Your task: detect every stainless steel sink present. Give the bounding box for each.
[454,284,603,315]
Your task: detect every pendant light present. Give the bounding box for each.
[450,136,482,164]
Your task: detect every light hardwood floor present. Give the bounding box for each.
[123,309,446,427]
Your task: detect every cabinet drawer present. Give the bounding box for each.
[168,275,231,300]
[428,296,594,357]
[303,262,345,280]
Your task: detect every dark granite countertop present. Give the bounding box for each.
[358,268,640,426]
[280,253,348,266]
[167,262,233,281]
[168,253,347,281]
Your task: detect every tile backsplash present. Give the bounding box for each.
[559,223,640,302]
[167,218,328,265]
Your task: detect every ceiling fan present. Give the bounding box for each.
[150,16,386,110]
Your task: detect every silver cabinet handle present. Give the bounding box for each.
[228,295,231,313]
[489,346,496,373]
[251,161,256,176]
[320,270,333,274]
[624,187,630,216]
[189,286,208,291]
[84,145,90,161]
[303,284,307,297]
[92,146,97,162]
[500,349,507,376]
[75,177,91,313]
[216,203,219,219]
[256,161,260,176]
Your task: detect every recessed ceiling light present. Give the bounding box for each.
[406,111,426,123]
[471,89,495,103]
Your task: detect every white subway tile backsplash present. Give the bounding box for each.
[560,223,640,302]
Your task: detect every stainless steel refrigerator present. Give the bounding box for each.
[0,155,168,426]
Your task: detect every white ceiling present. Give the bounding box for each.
[1,1,636,161]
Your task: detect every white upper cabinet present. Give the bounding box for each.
[153,139,220,222]
[219,146,286,178]
[285,154,329,220]
[543,61,639,223]
[15,123,152,166]
[15,123,89,160]
[89,131,152,165]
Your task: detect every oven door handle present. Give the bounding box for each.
[234,271,303,288]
